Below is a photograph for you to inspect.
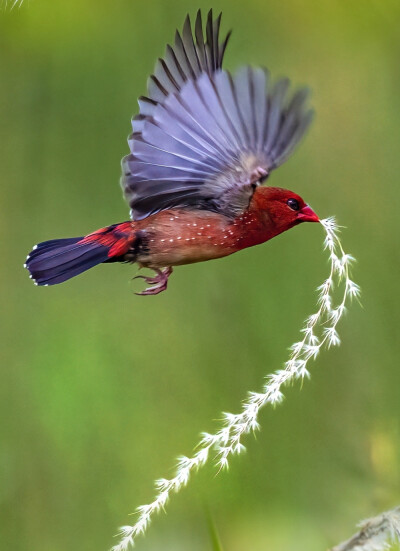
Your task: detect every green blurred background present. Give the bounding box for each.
[1,1,399,550]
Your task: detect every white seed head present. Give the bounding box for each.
[348,279,361,298]
[111,216,358,551]
[154,478,170,491]
[323,327,341,347]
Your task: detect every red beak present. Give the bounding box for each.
[297,205,319,223]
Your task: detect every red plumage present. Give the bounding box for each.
[80,223,134,258]
[24,11,319,295]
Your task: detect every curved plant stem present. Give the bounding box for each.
[111,217,360,551]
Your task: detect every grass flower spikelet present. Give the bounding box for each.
[1,0,25,10]
[111,217,359,551]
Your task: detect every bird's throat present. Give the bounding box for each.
[227,209,280,252]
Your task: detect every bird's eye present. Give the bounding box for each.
[287,198,300,211]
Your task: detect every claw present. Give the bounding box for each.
[134,267,173,296]
[133,274,160,285]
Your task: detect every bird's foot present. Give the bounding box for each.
[134,267,173,296]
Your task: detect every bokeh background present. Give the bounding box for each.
[1,1,399,550]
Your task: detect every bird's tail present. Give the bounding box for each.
[25,222,136,286]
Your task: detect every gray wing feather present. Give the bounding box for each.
[146,10,230,114]
[121,11,314,220]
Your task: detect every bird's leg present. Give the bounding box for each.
[134,267,173,296]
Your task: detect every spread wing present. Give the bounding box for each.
[138,10,231,117]
[121,11,314,220]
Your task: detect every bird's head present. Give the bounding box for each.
[251,186,319,234]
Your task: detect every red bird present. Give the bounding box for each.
[25,10,319,295]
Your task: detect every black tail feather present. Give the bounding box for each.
[25,237,112,286]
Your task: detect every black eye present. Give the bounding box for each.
[287,198,300,211]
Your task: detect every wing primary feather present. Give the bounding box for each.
[148,75,169,101]
[265,77,290,153]
[205,74,244,150]
[137,96,157,117]
[273,108,314,167]
[192,76,241,153]
[248,67,258,148]
[230,71,251,145]
[218,29,232,66]
[213,71,247,148]
[205,10,214,71]
[182,14,202,74]
[271,88,308,161]
[261,68,271,146]
[133,131,220,173]
[149,103,225,167]
[174,30,197,80]
[213,13,222,71]
[195,10,208,72]
[179,79,238,156]
[165,44,187,83]
[158,58,180,91]
[162,93,230,161]
[253,68,267,151]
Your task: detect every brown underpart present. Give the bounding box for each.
[131,187,309,270]
[123,187,318,295]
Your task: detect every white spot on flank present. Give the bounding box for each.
[193,223,197,227]
[177,237,181,240]
[161,239,165,242]
[169,239,174,242]
[186,238,190,241]
[33,245,38,250]
[206,224,210,228]
[23,263,27,268]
